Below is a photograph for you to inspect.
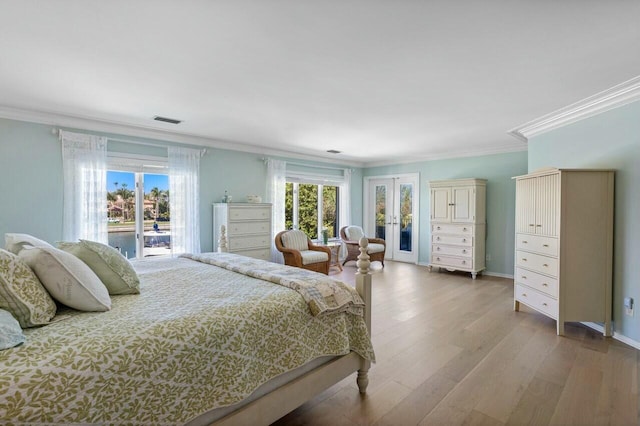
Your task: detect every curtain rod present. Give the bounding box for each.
[53,128,207,155]
[262,157,350,172]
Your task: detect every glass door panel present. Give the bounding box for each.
[142,173,171,257]
[399,183,413,252]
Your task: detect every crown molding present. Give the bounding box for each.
[362,143,527,168]
[508,75,640,142]
[0,105,367,168]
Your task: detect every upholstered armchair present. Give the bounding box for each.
[275,230,332,275]
[340,226,386,267]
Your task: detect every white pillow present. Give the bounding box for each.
[5,233,54,255]
[19,246,111,312]
[345,226,365,242]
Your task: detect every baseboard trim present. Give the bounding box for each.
[581,322,640,351]
[417,262,514,279]
[482,271,514,279]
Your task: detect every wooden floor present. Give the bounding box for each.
[273,261,640,426]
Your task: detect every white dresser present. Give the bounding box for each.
[212,203,272,260]
[513,168,614,336]
[428,178,486,279]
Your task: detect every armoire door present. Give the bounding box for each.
[430,188,451,222]
[451,186,475,222]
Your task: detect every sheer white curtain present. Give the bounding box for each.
[266,159,286,263]
[338,168,352,262]
[168,146,201,255]
[339,168,352,230]
[60,130,108,243]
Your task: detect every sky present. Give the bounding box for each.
[107,171,169,193]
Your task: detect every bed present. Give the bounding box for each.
[0,240,375,425]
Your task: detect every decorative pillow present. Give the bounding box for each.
[58,240,140,295]
[0,309,25,350]
[281,230,309,252]
[0,249,56,328]
[345,226,365,242]
[5,233,54,255]
[19,246,111,312]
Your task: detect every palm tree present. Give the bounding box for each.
[149,187,161,220]
[120,183,132,222]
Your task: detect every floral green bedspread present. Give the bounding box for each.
[0,255,374,425]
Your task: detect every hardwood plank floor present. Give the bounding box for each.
[273,261,640,426]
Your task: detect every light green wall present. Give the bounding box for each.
[528,100,640,341]
[364,151,528,276]
[0,118,362,252]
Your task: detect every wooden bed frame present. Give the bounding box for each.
[212,228,373,425]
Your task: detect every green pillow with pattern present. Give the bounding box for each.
[57,240,140,295]
[0,248,57,328]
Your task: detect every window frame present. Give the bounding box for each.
[107,153,169,259]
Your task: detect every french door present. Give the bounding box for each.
[365,174,419,263]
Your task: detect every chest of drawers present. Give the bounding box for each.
[513,169,614,336]
[213,203,272,260]
[428,178,486,279]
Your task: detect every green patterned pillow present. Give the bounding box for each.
[0,309,26,349]
[57,240,140,295]
[0,248,57,328]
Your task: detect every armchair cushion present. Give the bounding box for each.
[280,230,309,252]
[344,226,365,242]
[367,243,385,254]
[300,250,329,265]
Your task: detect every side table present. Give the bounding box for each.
[321,241,343,272]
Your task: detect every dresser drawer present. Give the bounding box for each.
[229,234,271,250]
[227,221,270,236]
[516,234,558,257]
[232,248,271,260]
[432,224,473,235]
[516,250,558,277]
[515,284,558,318]
[515,267,558,298]
[432,244,472,258]
[229,206,271,221]
[432,255,473,269]
[433,235,472,247]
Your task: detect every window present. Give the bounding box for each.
[106,151,172,258]
[106,171,171,259]
[285,182,340,240]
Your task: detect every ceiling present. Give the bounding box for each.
[1,1,639,166]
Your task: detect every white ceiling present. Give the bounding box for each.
[1,1,639,166]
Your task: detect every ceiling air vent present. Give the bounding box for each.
[326,149,341,154]
[153,116,182,124]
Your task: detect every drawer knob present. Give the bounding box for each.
[536,224,542,227]
[522,293,527,297]
[436,257,441,261]
[529,224,535,227]
[543,244,549,247]
[542,283,548,287]
[437,226,441,230]
[542,302,548,307]
[462,249,467,253]
[462,238,466,242]
[522,241,528,244]
[436,237,440,241]
[522,258,527,261]
[521,276,527,279]
[543,264,549,267]
[463,227,467,231]
[436,247,441,251]
[462,260,466,264]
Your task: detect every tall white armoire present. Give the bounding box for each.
[428,178,487,279]
[513,168,614,336]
